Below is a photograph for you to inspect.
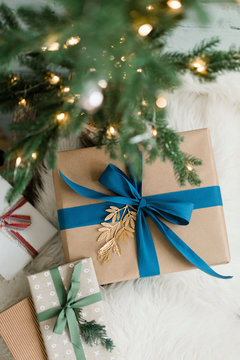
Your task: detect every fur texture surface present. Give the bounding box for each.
[1,72,240,360]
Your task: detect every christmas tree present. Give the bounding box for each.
[0,0,239,202]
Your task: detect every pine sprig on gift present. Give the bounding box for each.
[75,309,114,351]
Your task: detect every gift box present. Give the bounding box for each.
[53,128,231,285]
[0,176,57,280]
[28,258,115,360]
[0,297,48,360]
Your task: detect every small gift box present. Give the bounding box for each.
[0,176,57,279]
[27,258,115,360]
[0,297,48,360]
[53,129,231,284]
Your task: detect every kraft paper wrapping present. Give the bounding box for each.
[0,297,48,360]
[53,128,230,285]
[28,258,115,360]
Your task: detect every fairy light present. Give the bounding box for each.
[151,128,158,137]
[68,97,75,103]
[89,67,96,72]
[146,4,154,10]
[18,98,26,106]
[120,37,126,43]
[32,152,37,160]
[167,0,182,10]
[48,42,60,51]
[107,126,116,136]
[137,68,143,73]
[11,76,19,84]
[137,111,142,115]
[121,56,126,62]
[56,113,66,122]
[63,86,70,93]
[41,46,47,52]
[142,99,147,106]
[66,36,81,46]
[156,95,167,109]
[16,156,22,167]
[49,74,60,84]
[88,91,103,108]
[191,57,207,73]
[138,24,153,37]
[98,79,108,89]
[186,163,193,171]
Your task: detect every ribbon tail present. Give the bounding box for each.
[53,309,67,335]
[149,212,232,279]
[66,308,86,360]
[135,211,160,278]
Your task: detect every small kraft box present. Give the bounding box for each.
[53,128,231,285]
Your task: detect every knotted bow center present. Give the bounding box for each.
[138,197,147,209]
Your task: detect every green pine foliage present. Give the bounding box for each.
[0,0,239,202]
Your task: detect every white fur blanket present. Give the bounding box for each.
[1,72,240,360]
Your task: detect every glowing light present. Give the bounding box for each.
[66,36,81,46]
[63,86,70,93]
[186,163,193,171]
[11,76,19,83]
[156,95,167,109]
[138,24,153,37]
[152,128,158,137]
[16,157,22,167]
[121,56,126,62]
[120,37,126,43]
[88,91,103,108]
[32,152,37,160]
[137,68,143,73]
[48,42,60,51]
[18,99,26,106]
[56,113,66,121]
[68,98,75,103]
[41,46,47,52]
[107,126,116,136]
[137,111,142,115]
[89,67,96,72]
[167,0,182,9]
[49,74,60,84]
[142,99,147,106]
[191,57,207,73]
[146,5,154,10]
[98,79,108,89]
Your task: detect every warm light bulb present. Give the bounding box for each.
[88,91,104,108]
[137,68,143,73]
[32,152,37,160]
[11,76,19,83]
[107,126,116,136]
[121,56,126,62]
[56,113,66,121]
[138,24,153,37]
[68,97,75,104]
[146,4,154,10]
[156,96,167,109]
[137,111,142,115]
[48,42,60,51]
[142,99,147,106]
[186,163,193,171]
[191,58,206,73]
[98,79,108,89]
[18,99,26,106]
[167,0,182,9]
[63,86,70,93]
[41,46,47,52]
[151,128,158,137]
[49,74,60,84]
[16,157,22,167]
[66,36,81,46]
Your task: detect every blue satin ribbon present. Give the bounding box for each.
[58,164,231,279]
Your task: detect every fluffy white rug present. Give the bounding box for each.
[1,72,240,360]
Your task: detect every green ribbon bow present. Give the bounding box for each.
[37,262,102,360]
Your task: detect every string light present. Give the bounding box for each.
[120,37,126,43]
[89,67,96,72]
[107,126,116,136]
[138,24,153,37]
[137,111,142,115]
[49,74,60,84]
[66,36,81,46]
[186,163,193,171]
[68,98,75,103]
[56,113,66,122]
[48,42,60,51]
[98,79,108,89]
[191,57,207,73]
[151,128,158,137]
[41,46,47,52]
[146,5,154,10]
[167,0,182,9]
[18,99,26,106]
[32,152,37,160]
[121,56,126,62]
[16,157,22,167]
[11,76,19,84]
[142,99,147,106]
[63,86,70,93]
[156,95,167,109]
[137,68,143,73]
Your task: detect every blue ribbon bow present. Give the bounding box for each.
[58,163,231,279]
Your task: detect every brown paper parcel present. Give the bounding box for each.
[53,128,230,285]
[28,258,115,360]
[0,297,48,360]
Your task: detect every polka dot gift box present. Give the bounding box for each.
[28,258,116,360]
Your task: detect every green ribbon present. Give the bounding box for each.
[37,262,102,360]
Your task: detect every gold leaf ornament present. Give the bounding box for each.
[97,205,137,264]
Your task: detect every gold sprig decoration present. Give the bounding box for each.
[97,205,136,264]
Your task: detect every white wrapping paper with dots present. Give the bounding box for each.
[0,176,57,280]
[27,258,117,360]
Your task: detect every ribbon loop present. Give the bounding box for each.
[59,163,231,280]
